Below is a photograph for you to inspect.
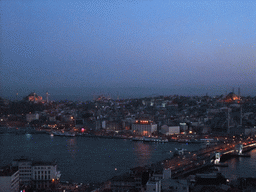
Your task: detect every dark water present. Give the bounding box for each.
[218,148,256,180]
[0,133,200,183]
[1,134,255,183]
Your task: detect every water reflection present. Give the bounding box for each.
[218,149,256,181]
[66,138,78,160]
[26,133,32,140]
[134,143,152,167]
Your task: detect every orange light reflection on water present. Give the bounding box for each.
[134,143,152,167]
[67,138,78,160]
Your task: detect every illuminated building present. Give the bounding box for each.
[0,166,19,192]
[132,120,157,136]
[25,92,43,103]
[222,92,240,103]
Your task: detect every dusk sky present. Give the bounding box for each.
[1,0,256,100]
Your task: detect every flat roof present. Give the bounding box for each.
[0,166,18,176]
[32,161,56,166]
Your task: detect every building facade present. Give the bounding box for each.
[161,125,180,135]
[0,166,19,192]
[12,158,32,186]
[12,158,60,190]
[132,120,157,136]
[32,162,59,189]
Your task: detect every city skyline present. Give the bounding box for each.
[1,0,256,99]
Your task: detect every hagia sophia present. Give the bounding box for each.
[23,92,49,103]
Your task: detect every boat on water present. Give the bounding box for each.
[132,137,144,141]
[64,132,75,137]
[177,138,202,144]
[51,131,75,137]
[131,137,168,143]
[52,131,65,136]
[143,137,168,143]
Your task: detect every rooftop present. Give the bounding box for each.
[32,161,56,166]
[0,165,18,176]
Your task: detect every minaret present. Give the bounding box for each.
[34,92,36,103]
[239,87,242,126]
[227,108,230,134]
[46,92,49,103]
[240,105,242,126]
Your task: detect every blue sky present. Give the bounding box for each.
[1,0,256,100]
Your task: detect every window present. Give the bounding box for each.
[45,171,47,174]
[41,171,43,174]
[48,175,50,180]
[45,175,47,180]
[38,176,40,180]
[38,171,40,174]
[48,167,51,169]
[48,171,50,174]
[35,176,37,180]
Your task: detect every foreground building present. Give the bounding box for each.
[12,157,61,190]
[0,165,19,192]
